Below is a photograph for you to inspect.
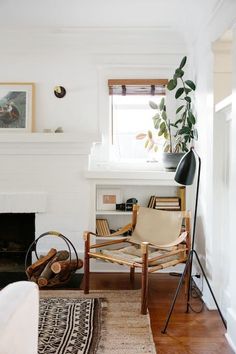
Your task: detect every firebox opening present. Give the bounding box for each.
[0,213,35,272]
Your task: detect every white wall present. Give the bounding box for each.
[0,138,92,257]
[213,37,232,104]
[0,28,186,134]
[192,0,236,350]
[226,24,236,352]
[0,27,187,255]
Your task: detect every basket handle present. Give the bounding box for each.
[25,231,79,272]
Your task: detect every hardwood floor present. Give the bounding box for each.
[80,272,234,354]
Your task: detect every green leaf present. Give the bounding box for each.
[185,80,196,91]
[175,87,184,99]
[160,121,166,131]
[152,113,160,120]
[184,88,192,95]
[149,101,158,109]
[188,111,196,124]
[185,96,191,103]
[167,78,177,90]
[147,130,152,139]
[158,122,166,136]
[179,127,191,135]
[179,56,187,69]
[144,140,149,148]
[162,110,167,120]
[159,97,165,110]
[153,117,161,129]
[175,68,184,78]
[182,143,188,152]
[187,118,192,129]
[173,73,178,80]
[164,130,169,139]
[174,118,183,126]
[176,105,184,114]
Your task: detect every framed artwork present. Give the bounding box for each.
[0,83,34,132]
[97,188,122,211]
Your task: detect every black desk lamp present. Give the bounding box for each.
[162,147,227,333]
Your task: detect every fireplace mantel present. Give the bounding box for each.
[0,132,98,155]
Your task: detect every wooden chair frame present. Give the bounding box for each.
[83,205,191,314]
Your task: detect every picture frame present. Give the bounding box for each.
[0,83,35,132]
[97,188,122,211]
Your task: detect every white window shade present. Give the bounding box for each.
[108,79,167,96]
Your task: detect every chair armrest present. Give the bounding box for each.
[153,231,188,249]
[84,223,132,238]
[90,237,130,249]
[84,223,132,249]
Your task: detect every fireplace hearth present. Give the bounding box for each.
[0,213,35,272]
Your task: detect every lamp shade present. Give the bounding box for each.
[174,148,196,186]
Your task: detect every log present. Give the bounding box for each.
[37,250,69,287]
[26,248,57,277]
[47,271,71,287]
[47,265,75,287]
[51,259,83,274]
[29,264,45,282]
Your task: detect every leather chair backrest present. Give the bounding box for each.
[130,206,183,246]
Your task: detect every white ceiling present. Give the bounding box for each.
[0,0,223,42]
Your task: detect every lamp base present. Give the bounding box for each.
[162,249,227,334]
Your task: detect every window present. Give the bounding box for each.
[108,79,168,162]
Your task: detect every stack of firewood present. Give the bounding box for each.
[26,248,83,288]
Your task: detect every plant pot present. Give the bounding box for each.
[162,152,185,171]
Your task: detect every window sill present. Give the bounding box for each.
[85,169,177,185]
[89,159,165,171]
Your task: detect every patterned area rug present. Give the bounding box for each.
[38,297,101,354]
[40,290,156,354]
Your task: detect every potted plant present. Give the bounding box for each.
[137,56,198,170]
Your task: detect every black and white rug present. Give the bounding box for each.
[38,297,101,354]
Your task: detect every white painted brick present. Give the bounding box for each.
[0,141,91,252]
[0,192,47,213]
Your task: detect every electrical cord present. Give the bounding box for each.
[188,277,204,313]
[169,271,205,313]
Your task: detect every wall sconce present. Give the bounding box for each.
[54,86,66,98]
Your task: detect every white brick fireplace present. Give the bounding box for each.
[0,133,95,257]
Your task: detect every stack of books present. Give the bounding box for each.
[147,196,156,208]
[147,196,181,210]
[96,218,110,235]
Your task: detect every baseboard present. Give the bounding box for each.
[225,333,236,353]
[225,308,236,353]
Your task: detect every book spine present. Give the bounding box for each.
[155,206,180,210]
[178,186,186,211]
[155,202,180,206]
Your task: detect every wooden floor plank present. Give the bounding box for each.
[81,272,234,354]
